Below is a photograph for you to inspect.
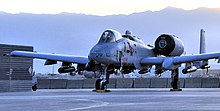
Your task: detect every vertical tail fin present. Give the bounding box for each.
[191,29,209,76]
[199,29,206,54]
[199,29,209,69]
[193,29,209,69]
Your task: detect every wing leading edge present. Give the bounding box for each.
[10,51,88,64]
[141,52,220,69]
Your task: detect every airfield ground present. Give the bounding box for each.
[1,88,220,111]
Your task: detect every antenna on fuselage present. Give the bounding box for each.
[125,30,132,36]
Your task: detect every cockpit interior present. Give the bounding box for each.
[98,29,144,44]
[98,29,122,43]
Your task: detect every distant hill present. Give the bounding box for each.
[1,7,220,73]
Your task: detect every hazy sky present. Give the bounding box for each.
[1,0,220,15]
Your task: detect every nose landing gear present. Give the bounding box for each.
[94,78,111,92]
[94,66,111,92]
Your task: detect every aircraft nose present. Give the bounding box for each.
[88,52,103,60]
[89,44,110,62]
[89,52,98,58]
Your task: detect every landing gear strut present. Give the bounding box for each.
[170,69,182,91]
[94,67,110,92]
[95,79,106,90]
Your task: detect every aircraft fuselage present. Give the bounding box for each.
[88,31,155,70]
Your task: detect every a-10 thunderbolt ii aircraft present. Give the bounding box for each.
[10,29,220,91]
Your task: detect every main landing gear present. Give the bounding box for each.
[170,68,182,91]
[32,84,37,91]
[94,66,182,92]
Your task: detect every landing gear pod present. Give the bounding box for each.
[154,34,184,56]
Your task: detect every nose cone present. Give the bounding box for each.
[89,52,103,60]
[88,44,115,64]
[88,44,106,61]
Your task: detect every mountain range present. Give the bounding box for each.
[0,7,220,73]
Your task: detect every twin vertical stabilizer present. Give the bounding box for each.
[200,29,206,54]
[191,29,209,71]
[199,29,209,69]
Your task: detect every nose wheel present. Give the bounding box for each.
[93,64,113,92]
[94,79,110,92]
[95,79,106,90]
[94,66,111,92]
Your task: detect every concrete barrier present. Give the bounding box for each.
[50,79,68,89]
[10,80,32,92]
[116,78,134,88]
[0,80,9,92]
[185,78,202,88]
[67,80,83,89]
[37,79,51,89]
[208,69,220,75]
[133,78,150,88]
[36,78,220,89]
[202,78,219,88]
[107,79,117,88]
[150,78,168,88]
[83,79,97,89]
[167,78,185,88]
[0,80,32,92]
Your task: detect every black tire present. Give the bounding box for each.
[95,79,102,90]
[32,84,37,91]
[100,82,105,90]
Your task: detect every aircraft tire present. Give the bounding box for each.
[100,82,105,90]
[95,79,102,90]
[32,84,37,91]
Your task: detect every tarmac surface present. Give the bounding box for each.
[1,88,220,111]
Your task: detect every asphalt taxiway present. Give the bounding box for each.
[1,88,220,111]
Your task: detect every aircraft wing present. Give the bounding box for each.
[10,51,88,64]
[141,52,220,69]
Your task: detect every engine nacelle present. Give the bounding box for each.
[154,34,184,56]
[182,66,197,74]
[58,66,75,73]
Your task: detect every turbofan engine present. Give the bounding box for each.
[58,66,75,73]
[154,34,184,56]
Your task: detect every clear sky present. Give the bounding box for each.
[0,0,220,15]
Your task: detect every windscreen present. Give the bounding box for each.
[98,30,116,43]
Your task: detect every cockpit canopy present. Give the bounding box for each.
[98,29,122,43]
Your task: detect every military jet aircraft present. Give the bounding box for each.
[10,29,220,91]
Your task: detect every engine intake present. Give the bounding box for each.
[154,34,184,56]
